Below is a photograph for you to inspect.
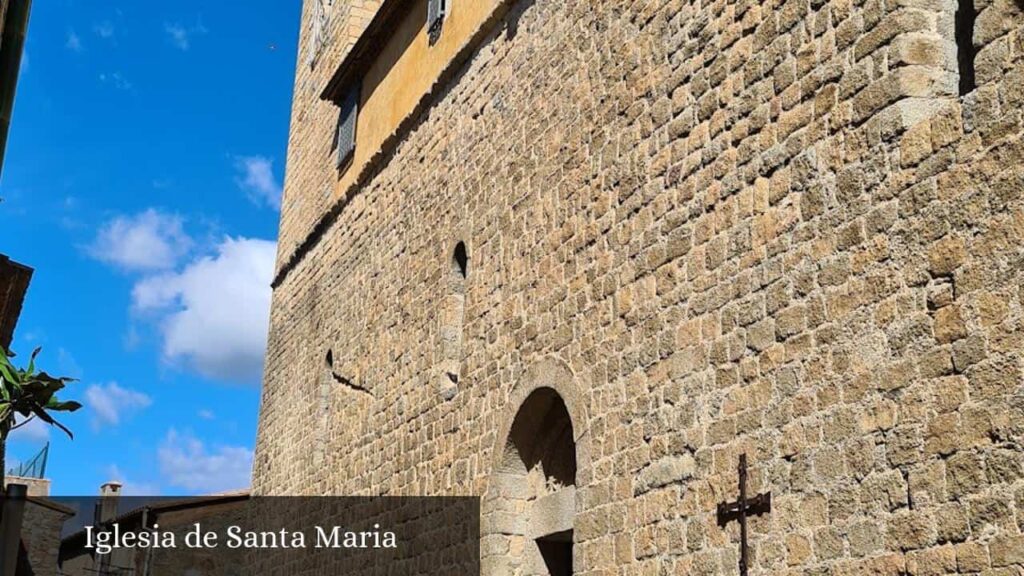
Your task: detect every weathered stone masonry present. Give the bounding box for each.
[255,0,1024,574]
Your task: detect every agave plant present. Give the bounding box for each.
[0,347,81,489]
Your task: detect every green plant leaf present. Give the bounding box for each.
[46,399,82,412]
[0,356,16,388]
[0,346,80,441]
[28,402,73,439]
[26,346,42,376]
[21,373,67,398]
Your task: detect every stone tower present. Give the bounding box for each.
[255,0,1024,573]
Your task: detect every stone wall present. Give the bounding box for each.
[6,475,51,497]
[277,0,381,265]
[255,0,1024,574]
[22,500,72,576]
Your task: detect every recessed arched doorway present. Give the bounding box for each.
[482,360,588,576]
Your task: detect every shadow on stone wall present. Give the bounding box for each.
[505,0,538,40]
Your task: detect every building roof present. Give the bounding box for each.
[320,0,406,103]
[59,491,251,564]
[0,253,32,351]
[26,495,77,516]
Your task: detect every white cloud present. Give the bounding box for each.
[164,23,190,50]
[94,21,115,39]
[88,209,193,271]
[85,382,152,430]
[57,347,84,379]
[99,71,133,91]
[8,417,50,443]
[123,324,141,350]
[106,465,161,496]
[164,20,207,51]
[132,236,276,384]
[234,156,283,210]
[198,409,215,420]
[158,429,252,493]
[66,30,83,52]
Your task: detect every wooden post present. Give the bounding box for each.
[0,0,33,179]
[0,483,27,576]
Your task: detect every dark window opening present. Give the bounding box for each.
[536,530,572,576]
[336,84,359,169]
[325,349,334,368]
[440,241,467,399]
[452,241,468,279]
[956,0,976,95]
[505,388,577,487]
[427,0,446,44]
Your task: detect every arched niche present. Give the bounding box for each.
[482,358,590,576]
[438,240,469,400]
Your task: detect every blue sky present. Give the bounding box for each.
[1,0,300,495]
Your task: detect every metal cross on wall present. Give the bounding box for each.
[716,454,771,576]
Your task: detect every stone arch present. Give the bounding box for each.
[489,358,591,483]
[482,358,590,576]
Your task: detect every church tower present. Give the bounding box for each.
[257,0,1024,574]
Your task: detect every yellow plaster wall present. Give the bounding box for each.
[335,0,502,196]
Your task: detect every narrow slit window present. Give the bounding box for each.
[453,241,468,280]
[439,241,468,400]
[955,0,976,95]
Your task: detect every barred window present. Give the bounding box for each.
[335,84,359,169]
[427,0,446,43]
